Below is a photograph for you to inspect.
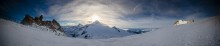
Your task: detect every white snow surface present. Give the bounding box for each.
[0,16,219,46]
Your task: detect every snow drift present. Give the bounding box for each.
[0,16,219,46]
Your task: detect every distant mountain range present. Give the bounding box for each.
[62,21,134,39]
[18,14,151,39]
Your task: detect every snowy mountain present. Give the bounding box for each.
[0,16,219,46]
[63,21,133,39]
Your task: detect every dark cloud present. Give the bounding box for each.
[0,0,219,28]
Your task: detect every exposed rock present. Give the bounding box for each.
[174,20,194,26]
[113,26,121,32]
[21,14,34,25]
[20,14,64,32]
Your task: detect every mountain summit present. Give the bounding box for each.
[63,20,133,39]
[90,20,103,25]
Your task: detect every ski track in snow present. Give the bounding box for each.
[0,16,219,46]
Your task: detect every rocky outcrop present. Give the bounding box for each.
[174,20,194,26]
[21,15,34,25]
[20,14,64,32]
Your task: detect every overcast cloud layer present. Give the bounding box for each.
[38,0,216,28]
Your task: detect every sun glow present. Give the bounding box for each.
[91,14,101,22]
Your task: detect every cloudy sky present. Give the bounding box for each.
[0,0,219,28]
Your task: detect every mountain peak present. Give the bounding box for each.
[90,20,103,25]
[93,20,101,24]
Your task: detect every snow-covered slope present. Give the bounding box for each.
[63,21,133,39]
[0,16,219,46]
